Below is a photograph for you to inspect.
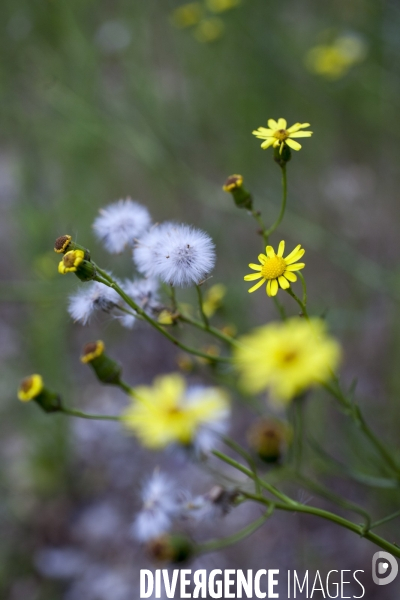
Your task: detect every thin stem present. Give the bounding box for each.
[250,209,269,247]
[60,407,120,421]
[243,492,400,557]
[169,285,177,313]
[323,380,400,477]
[223,437,261,495]
[197,505,275,554]
[264,165,287,240]
[298,271,307,307]
[273,296,287,320]
[196,284,210,328]
[291,397,304,472]
[179,313,241,348]
[93,266,231,363]
[370,509,400,530]
[118,380,134,395]
[285,287,309,320]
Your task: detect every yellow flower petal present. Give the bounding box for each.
[285,138,302,151]
[290,131,313,138]
[284,245,302,262]
[285,262,305,271]
[278,275,290,289]
[277,118,287,129]
[285,249,305,265]
[266,245,275,258]
[270,278,279,296]
[261,138,276,149]
[249,263,263,271]
[255,127,274,135]
[258,254,267,264]
[268,119,278,129]
[287,122,310,132]
[277,240,285,257]
[244,273,263,281]
[283,271,297,282]
[248,278,266,293]
[266,280,272,296]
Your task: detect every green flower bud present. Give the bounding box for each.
[81,341,122,385]
[54,235,91,261]
[18,375,62,413]
[146,534,194,564]
[223,174,253,210]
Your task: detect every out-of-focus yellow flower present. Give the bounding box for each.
[194,17,225,43]
[234,318,341,404]
[171,2,203,28]
[206,0,241,13]
[158,309,175,325]
[305,34,367,80]
[203,284,226,318]
[58,249,85,274]
[252,119,313,154]
[122,374,229,449]
[18,374,44,402]
[197,344,221,364]
[244,241,305,297]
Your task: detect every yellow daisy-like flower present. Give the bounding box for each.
[244,240,305,297]
[58,249,85,274]
[234,318,341,404]
[252,118,313,153]
[18,374,44,402]
[122,373,229,449]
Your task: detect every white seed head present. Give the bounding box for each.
[93,198,152,254]
[67,282,120,325]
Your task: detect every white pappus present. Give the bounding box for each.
[93,198,152,254]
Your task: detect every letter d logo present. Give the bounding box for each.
[372,551,398,586]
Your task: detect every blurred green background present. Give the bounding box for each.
[2,0,400,598]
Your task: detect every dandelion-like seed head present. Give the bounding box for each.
[93,198,152,254]
[133,472,180,542]
[67,281,121,325]
[134,223,216,287]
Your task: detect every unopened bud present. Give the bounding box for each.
[223,174,252,210]
[58,250,96,282]
[247,418,290,463]
[81,341,122,385]
[146,534,194,564]
[18,375,62,413]
[273,144,291,167]
[54,235,90,260]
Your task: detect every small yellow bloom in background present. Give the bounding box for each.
[158,309,175,325]
[235,318,341,404]
[171,2,203,29]
[305,34,367,80]
[194,17,225,43]
[203,284,226,318]
[58,249,85,274]
[244,241,305,297]
[18,374,44,402]
[122,373,229,449]
[252,119,313,154]
[205,0,241,13]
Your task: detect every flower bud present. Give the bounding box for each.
[247,418,290,463]
[18,375,62,413]
[54,235,91,260]
[273,144,291,167]
[146,534,194,564]
[81,341,122,385]
[223,174,253,210]
[58,250,96,282]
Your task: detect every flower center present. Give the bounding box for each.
[261,256,286,279]
[274,129,289,141]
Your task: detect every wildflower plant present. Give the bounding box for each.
[18,117,400,565]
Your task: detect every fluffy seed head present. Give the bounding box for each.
[93,198,152,254]
[67,281,121,325]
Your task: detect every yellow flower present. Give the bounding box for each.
[206,0,241,13]
[58,249,85,274]
[235,318,341,403]
[244,241,305,297]
[203,283,226,318]
[18,374,44,402]
[122,373,229,449]
[194,17,224,43]
[171,2,203,29]
[252,119,313,153]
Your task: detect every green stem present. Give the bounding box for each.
[251,209,269,247]
[197,505,275,554]
[273,296,286,320]
[298,271,307,307]
[169,285,177,313]
[291,397,304,472]
[243,492,400,557]
[60,407,120,421]
[196,284,210,328]
[179,313,241,348]
[285,287,309,319]
[94,266,231,364]
[323,380,400,477]
[223,436,261,495]
[265,165,287,240]
[370,509,400,530]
